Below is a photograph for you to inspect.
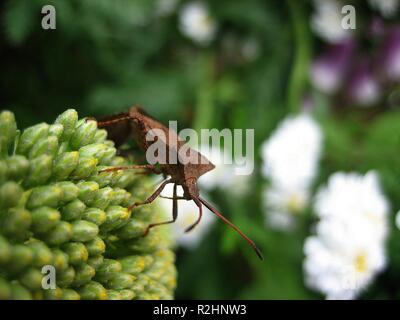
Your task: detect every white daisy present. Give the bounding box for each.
[304,171,390,299]
[158,183,216,249]
[311,0,353,44]
[179,1,217,45]
[314,171,389,241]
[263,184,309,230]
[260,113,322,230]
[261,113,323,189]
[304,234,386,299]
[369,0,399,18]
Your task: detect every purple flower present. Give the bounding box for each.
[378,26,400,81]
[347,59,381,107]
[310,39,356,94]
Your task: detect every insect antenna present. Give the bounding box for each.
[198,197,263,260]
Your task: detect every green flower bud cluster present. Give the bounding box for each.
[0,110,176,300]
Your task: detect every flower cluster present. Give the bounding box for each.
[310,0,400,107]
[303,172,390,299]
[0,110,176,300]
[260,114,323,230]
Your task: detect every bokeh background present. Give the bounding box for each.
[1,0,400,299]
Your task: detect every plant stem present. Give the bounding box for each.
[287,0,312,114]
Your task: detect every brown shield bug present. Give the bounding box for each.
[94,107,263,260]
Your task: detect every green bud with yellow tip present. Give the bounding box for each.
[78,281,107,300]
[0,181,23,209]
[106,290,122,300]
[57,266,75,288]
[119,289,135,300]
[17,123,49,156]
[30,207,61,234]
[71,220,99,242]
[52,249,69,272]
[42,287,63,300]
[105,273,135,290]
[61,199,86,221]
[63,242,88,265]
[70,156,98,180]
[72,263,96,287]
[62,289,80,300]
[5,244,33,273]
[101,205,130,232]
[85,237,106,256]
[93,129,108,143]
[0,111,18,156]
[76,181,99,203]
[0,208,31,240]
[26,185,63,209]
[81,207,106,226]
[53,151,79,181]
[5,155,29,181]
[70,119,97,149]
[119,256,147,275]
[88,187,114,210]
[79,143,116,164]
[55,181,79,203]
[19,268,44,291]
[95,259,122,281]
[54,109,78,142]
[48,123,64,139]
[42,221,72,246]
[29,136,58,159]
[87,255,104,270]
[116,219,147,240]
[27,241,53,268]
[24,154,53,187]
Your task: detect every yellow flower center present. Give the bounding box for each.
[286,194,304,213]
[354,253,368,273]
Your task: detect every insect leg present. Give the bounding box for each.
[99,164,162,174]
[142,183,179,236]
[184,198,203,233]
[95,114,133,127]
[128,178,172,211]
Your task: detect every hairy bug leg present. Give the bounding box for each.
[95,114,133,128]
[142,183,179,236]
[184,198,203,233]
[128,178,172,211]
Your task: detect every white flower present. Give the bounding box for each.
[263,185,309,230]
[396,210,400,230]
[179,1,217,45]
[311,0,353,44]
[369,0,399,18]
[314,171,389,241]
[303,171,390,299]
[261,113,322,230]
[304,235,386,299]
[158,183,216,249]
[261,113,323,189]
[197,144,251,196]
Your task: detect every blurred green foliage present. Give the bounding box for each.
[1,0,400,299]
